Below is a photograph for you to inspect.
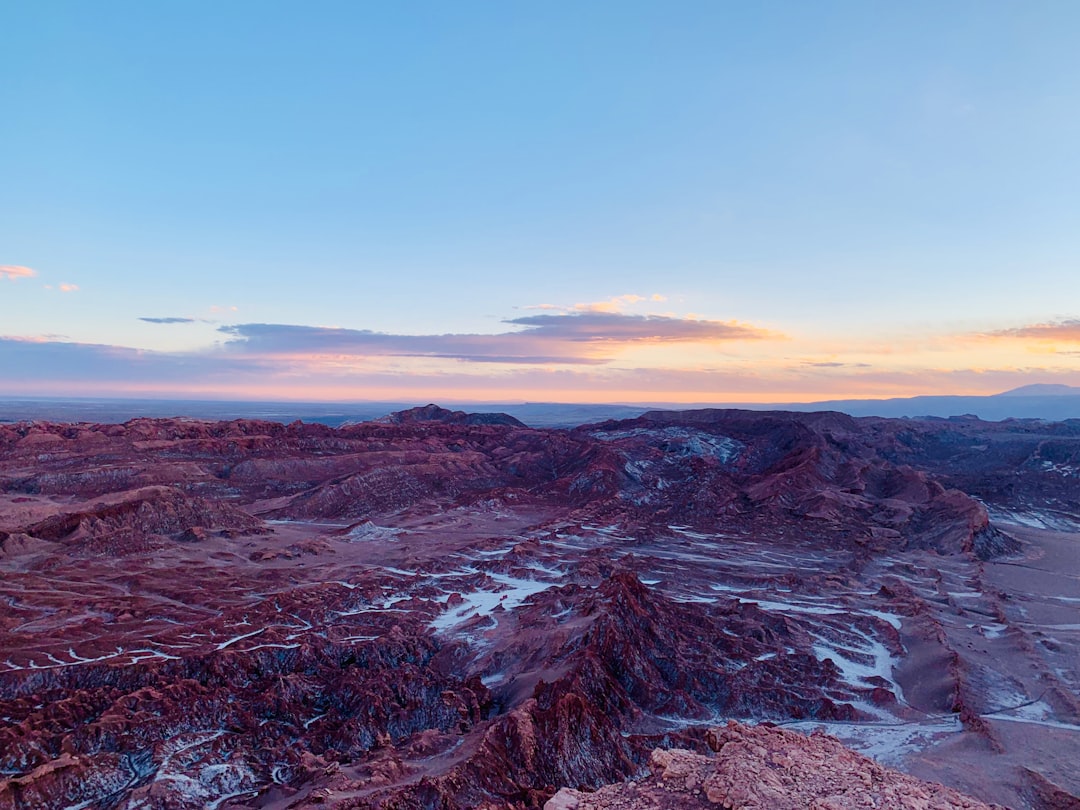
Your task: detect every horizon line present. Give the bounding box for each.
[2,385,1078,410]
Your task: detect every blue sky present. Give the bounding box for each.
[2,1,1079,402]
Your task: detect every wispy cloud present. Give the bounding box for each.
[59,283,79,293]
[218,323,608,365]
[801,361,873,369]
[0,265,36,281]
[986,319,1080,342]
[0,336,271,385]
[574,294,647,313]
[523,293,669,314]
[140,317,198,325]
[219,312,773,365]
[504,312,769,343]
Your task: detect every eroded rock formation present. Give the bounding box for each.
[1,408,1078,808]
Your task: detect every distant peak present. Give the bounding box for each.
[995,384,1080,398]
[377,404,525,427]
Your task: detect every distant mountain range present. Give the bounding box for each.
[741,384,1080,422]
[0,385,1078,427]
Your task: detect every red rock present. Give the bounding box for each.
[546,721,1005,809]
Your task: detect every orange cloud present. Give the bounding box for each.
[985,319,1080,343]
[574,294,647,313]
[524,293,670,315]
[59,283,79,293]
[0,265,36,281]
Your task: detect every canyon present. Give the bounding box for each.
[0,406,1078,809]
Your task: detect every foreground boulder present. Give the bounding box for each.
[546,721,1004,810]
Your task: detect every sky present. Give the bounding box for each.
[2,1,1079,404]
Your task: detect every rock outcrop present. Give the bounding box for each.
[547,721,1004,809]
[377,403,527,428]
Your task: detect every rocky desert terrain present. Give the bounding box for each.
[1,406,1077,809]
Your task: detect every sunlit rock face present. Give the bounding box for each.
[1,409,1077,808]
[546,721,1004,810]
